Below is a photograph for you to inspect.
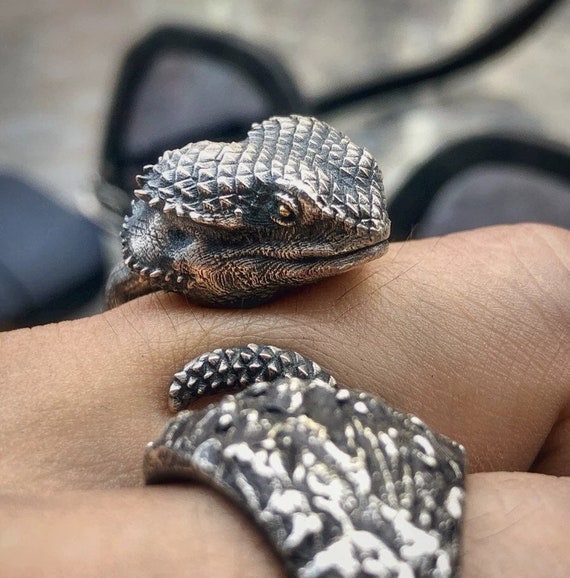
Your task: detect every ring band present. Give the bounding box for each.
[145,377,466,577]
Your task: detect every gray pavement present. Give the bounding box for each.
[1,1,568,210]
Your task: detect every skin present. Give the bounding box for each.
[0,223,569,577]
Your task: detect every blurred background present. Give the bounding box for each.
[1,0,569,327]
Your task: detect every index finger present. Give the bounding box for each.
[1,223,568,492]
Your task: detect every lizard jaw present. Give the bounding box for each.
[269,238,390,279]
[121,237,389,296]
[312,238,389,267]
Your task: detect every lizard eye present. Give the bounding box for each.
[272,202,297,226]
[269,190,299,227]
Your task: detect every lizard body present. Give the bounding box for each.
[103,115,465,576]
[147,343,466,578]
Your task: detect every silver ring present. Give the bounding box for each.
[145,376,465,577]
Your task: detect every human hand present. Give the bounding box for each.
[1,223,568,576]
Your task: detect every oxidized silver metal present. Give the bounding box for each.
[168,343,336,411]
[146,370,466,577]
[109,114,465,576]
[106,115,390,307]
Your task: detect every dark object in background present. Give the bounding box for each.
[388,135,570,241]
[98,0,563,214]
[0,174,105,329]
[99,26,305,214]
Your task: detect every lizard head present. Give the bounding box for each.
[121,116,390,306]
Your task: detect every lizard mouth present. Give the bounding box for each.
[237,233,390,265]
[286,238,390,273]
[119,218,390,304]
[301,237,389,261]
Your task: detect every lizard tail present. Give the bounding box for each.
[168,344,336,412]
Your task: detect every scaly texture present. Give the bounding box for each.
[168,343,335,411]
[133,115,386,233]
[106,115,390,307]
[104,115,465,575]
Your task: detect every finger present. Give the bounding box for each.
[1,224,568,491]
[2,474,567,578]
[462,472,570,577]
[0,486,285,578]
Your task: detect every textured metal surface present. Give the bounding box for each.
[146,373,466,578]
[106,115,390,307]
[134,115,387,231]
[168,343,335,411]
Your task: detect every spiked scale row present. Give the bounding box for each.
[168,344,336,411]
[134,115,387,234]
[117,214,190,290]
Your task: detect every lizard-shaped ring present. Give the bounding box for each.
[146,344,466,578]
[106,116,465,576]
[106,115,390,307]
